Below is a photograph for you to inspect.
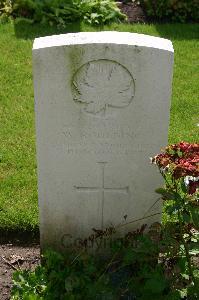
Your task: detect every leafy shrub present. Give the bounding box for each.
[0,0,126,26]
[78,0,126,25]
[10,231,186,299]
[12,0,81,27]
[141,0,199,22]
[11,142,199,299]
[11,224,199,299]
[0,0,13,23]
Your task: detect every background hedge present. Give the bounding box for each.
[0,0,126,26]
[141,0,199,23]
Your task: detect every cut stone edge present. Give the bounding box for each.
[33,31,174,53]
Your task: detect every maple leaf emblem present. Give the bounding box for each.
[72,60,135,115]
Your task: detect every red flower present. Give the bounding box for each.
[174,166,198,179]
[188,180,199,195]
[154,153,171,168]
[187,154,199,163]
[173,158,199,179]
[154,142,199,179]
[167,142,199,154]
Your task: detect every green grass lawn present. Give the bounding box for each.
[0,21,198,233]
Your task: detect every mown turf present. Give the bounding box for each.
[0,21,198,232]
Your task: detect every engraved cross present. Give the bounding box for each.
[74,162,129,228]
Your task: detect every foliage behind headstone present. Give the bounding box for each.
[141,0,199,22]
[0,0,126,26]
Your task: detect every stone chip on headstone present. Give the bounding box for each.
[33,31,174,251]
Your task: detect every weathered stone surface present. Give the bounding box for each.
[33,32,174,250]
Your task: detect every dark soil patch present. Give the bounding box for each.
[0,244,40,300]
[0,229,40,245]
[117,1,146,23]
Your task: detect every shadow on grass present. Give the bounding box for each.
[14,19,199,42]
[155,23,199,40]
[0,226,40,245]
[14,18,82,40]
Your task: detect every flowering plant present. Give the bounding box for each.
[10,142,199,299]
[152,142,199,291]
[153,141,199,194]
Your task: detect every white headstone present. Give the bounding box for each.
[33,32,174,250]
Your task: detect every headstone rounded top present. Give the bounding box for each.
[33,31,173,52]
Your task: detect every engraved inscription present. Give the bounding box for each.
[72,59,135,116]
[74,162,129,228]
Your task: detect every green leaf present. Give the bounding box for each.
[189,247,199,256]
[189,207,199,228]
[181,181,188,194]
[155,188,180,201]
[165,203,181,215]
[65,277,74,293]
[182,212,191,223]
[123,249,136,265]
[178,288,187,298]
[144,276,167,294]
